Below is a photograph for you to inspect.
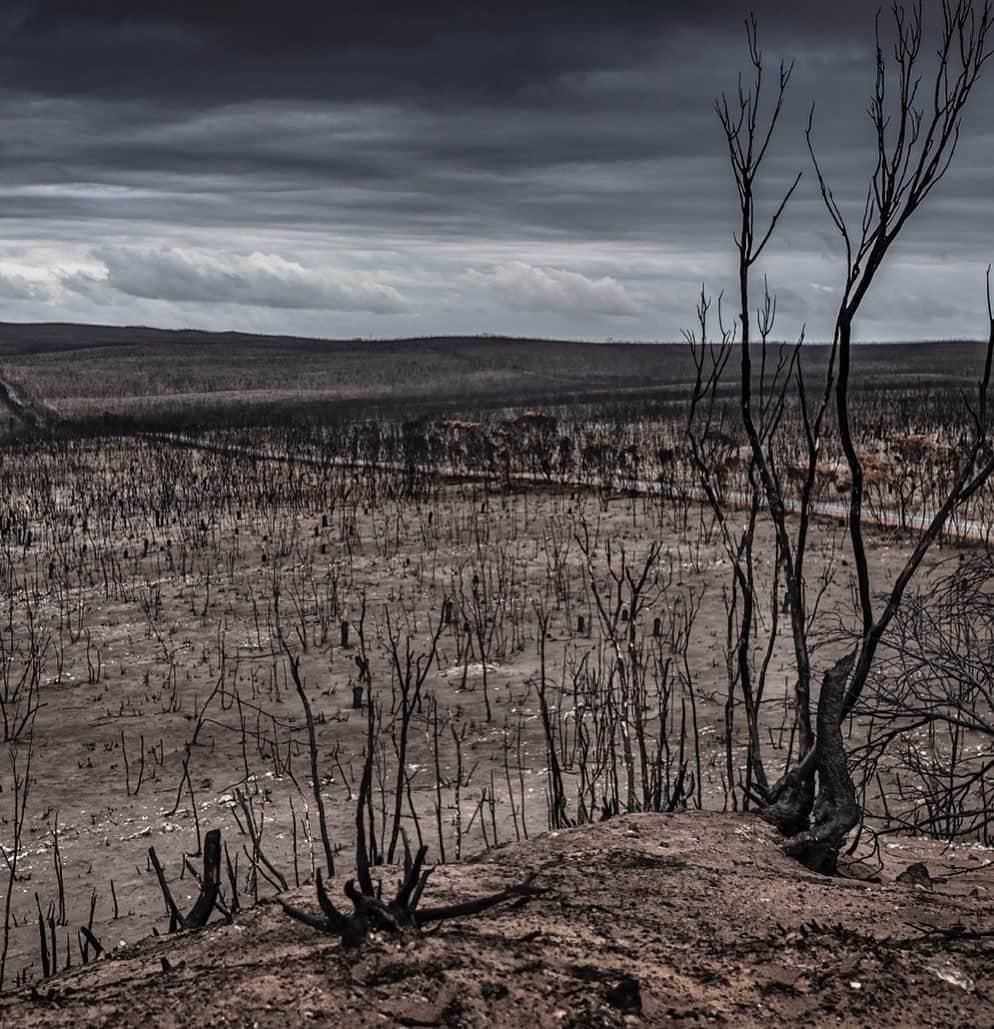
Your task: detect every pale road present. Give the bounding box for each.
[0,367,985,542]
[145,429,992,545]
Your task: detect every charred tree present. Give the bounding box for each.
[693,3,994,872]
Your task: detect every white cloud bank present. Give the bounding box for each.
[0,268,58,302]
[466,261,641,318]
[68,246,409,314]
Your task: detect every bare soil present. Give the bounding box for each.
[0,416,988,1028]
[1,812,993,1027]
[0,436,962,995]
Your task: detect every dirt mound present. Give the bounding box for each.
[2,812,993,1027]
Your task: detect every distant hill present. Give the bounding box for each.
[0,322,650,355]
[0,321,985,429]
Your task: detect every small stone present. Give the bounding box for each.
[925,962,974,993]
[606,976,643,1013]
[896,862,932,888]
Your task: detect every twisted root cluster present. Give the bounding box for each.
[281,840,542,949]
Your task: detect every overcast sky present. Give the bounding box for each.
[0,1,990,342]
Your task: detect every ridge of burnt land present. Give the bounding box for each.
[1,813,991,1028]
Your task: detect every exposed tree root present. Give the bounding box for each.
[281,837,545,949]
[763,651,859,875]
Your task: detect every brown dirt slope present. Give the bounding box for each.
[2,812,993,1028]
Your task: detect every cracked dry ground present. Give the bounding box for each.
[3,812,994,1027]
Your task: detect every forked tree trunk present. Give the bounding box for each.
[762,650,858,873]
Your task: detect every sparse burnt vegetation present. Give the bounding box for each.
[1,8,994,1024]
[0,344,993,985]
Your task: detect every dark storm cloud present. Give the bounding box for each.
[0,1,823,239]
[2,1,883,113]
[0,1,988,339]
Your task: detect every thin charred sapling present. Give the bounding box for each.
[533,600,570,829]
[282,637,337,878]
[383,599,447,864]
[690,21,804,804]
[577,526,668,813]
[0,730,34,991]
